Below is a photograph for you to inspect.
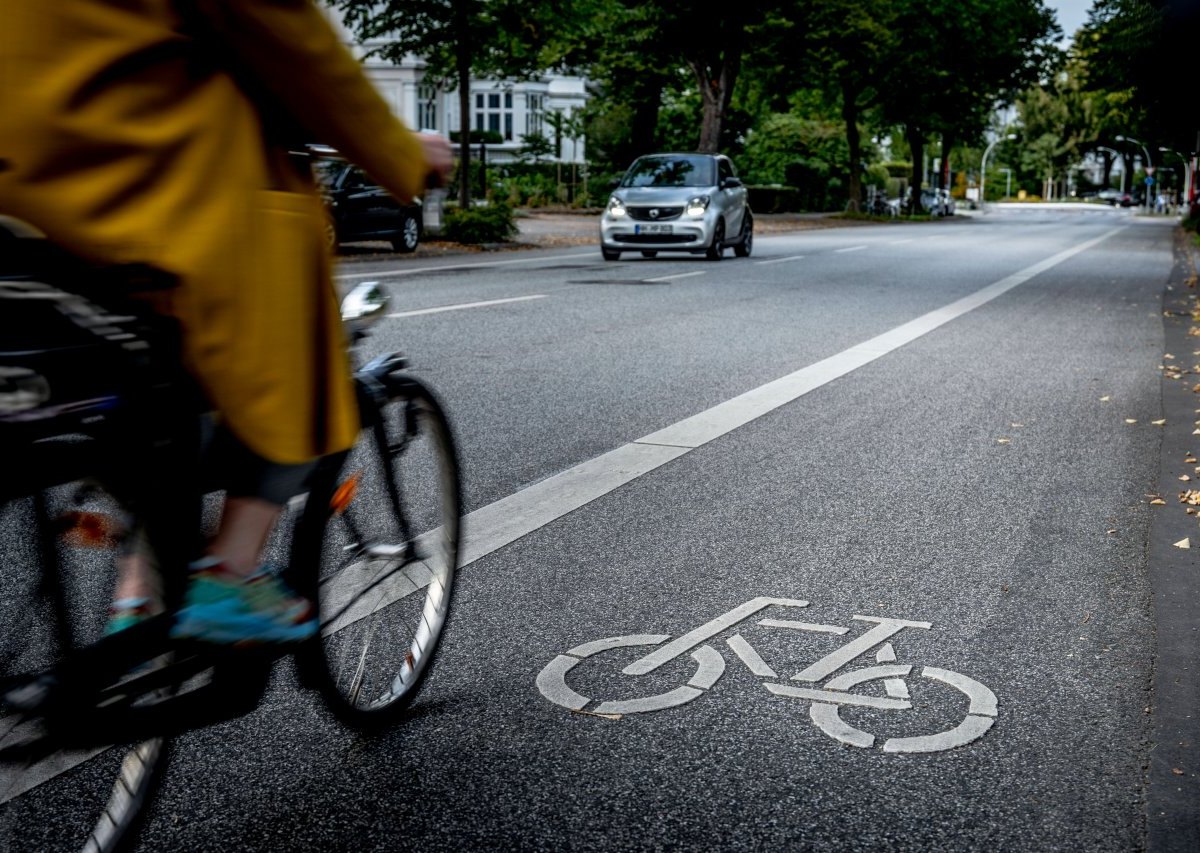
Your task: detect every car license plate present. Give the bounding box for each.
[635,224,672,234]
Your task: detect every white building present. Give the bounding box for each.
[323,8,588,166]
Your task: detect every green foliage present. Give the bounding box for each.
[442,203,518,244]
[747,186,804,213]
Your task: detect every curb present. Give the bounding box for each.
[1146,227,1200,851]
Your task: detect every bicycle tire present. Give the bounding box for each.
[300,375,461,726]
[0,487,169,853]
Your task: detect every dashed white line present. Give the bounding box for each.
[755,255,807,265]
[644,271,707,283]
[387,294,547,318]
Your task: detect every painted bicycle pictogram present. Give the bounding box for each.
[536,597,997,754]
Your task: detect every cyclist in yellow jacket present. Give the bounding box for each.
[0,0,452,642]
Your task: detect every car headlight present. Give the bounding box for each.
[686,195,710,217]
[607,196,626,217]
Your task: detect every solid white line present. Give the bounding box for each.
[335,250,595,281]
[387,294,546,318]
[835,246,867,253]
[459,227,1122,565]
[755,255,807,266]
[643,271,706,283]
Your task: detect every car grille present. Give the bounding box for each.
[615,234,695,244]
[627,206,684,222]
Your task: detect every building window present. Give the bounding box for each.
[474,90,514,141]
[418,84,438,131]
[526,94,545,138]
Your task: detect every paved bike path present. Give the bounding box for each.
[134,215,1169,851]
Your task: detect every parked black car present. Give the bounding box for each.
[313,156,422,253]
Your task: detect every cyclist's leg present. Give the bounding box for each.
[169,428,319,645]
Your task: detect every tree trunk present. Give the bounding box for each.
[906,125,925,213]
[939,133,954,193]
[689,33,742,154]
[454,2,472,208]
[841,76,862,212]
[628,77,663,162]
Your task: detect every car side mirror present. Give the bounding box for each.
[720,177,743,189]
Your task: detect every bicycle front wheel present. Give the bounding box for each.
[305,377,461,726]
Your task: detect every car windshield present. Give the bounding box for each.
[621,156,715,189]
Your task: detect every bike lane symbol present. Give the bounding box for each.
[535,597,998,754]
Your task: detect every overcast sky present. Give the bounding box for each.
[1051,0,1093,43]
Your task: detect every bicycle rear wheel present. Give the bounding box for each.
[0,486,168,853]
[301,376,461,726]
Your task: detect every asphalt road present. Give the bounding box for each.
[4,203,1198,851]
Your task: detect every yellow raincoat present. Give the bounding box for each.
[0,0,429,463]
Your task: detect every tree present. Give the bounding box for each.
[334,0,577,207]
[875,0,1059,211]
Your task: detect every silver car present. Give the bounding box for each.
[600,153,753,261]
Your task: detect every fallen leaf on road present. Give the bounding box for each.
[1180,475,1192,482]
[1173,768,1185,776]
[570,709,623,721]
[1174,538,1191,549]
[1100,396,1111,402]
[1125,419,1138,424]
[1151,498,1167,505]
[1153,419,1167,426]
[1181,490,1200,505]
[1107,528,1118,534]
[996,438,1011,444]
[1166,353,1177,359]
[1186,456,1197,463]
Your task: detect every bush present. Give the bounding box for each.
[442,203,518,244]
[747,185,804,213]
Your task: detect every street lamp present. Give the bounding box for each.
[979,134,1017,211]
[1001,168,1012,200]
[1160,147,1193,210]
[1116,134,1154,210]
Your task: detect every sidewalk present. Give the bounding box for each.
[1146,228,1200,851]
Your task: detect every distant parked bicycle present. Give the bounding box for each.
[0,240,461,853]
[537,597,997,754]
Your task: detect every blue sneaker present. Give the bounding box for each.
[170,559,318,646]
[104,597,158,636]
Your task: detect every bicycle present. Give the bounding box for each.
[0,236,462,853]
[536,597,997,754]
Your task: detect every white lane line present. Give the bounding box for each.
[643,271,706,283]
[387,294,547,318]
[458,227,1122,566]
[335,250,596,281]
[755,255,807,266]
[835,246,867,253]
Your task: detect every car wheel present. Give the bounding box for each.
[390,213,420,253]
[733,215,753,258]
[602,247,621,261]
[705,220,725,261]
[641,250,658,258]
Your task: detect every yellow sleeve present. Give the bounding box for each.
[193,0,429,201]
